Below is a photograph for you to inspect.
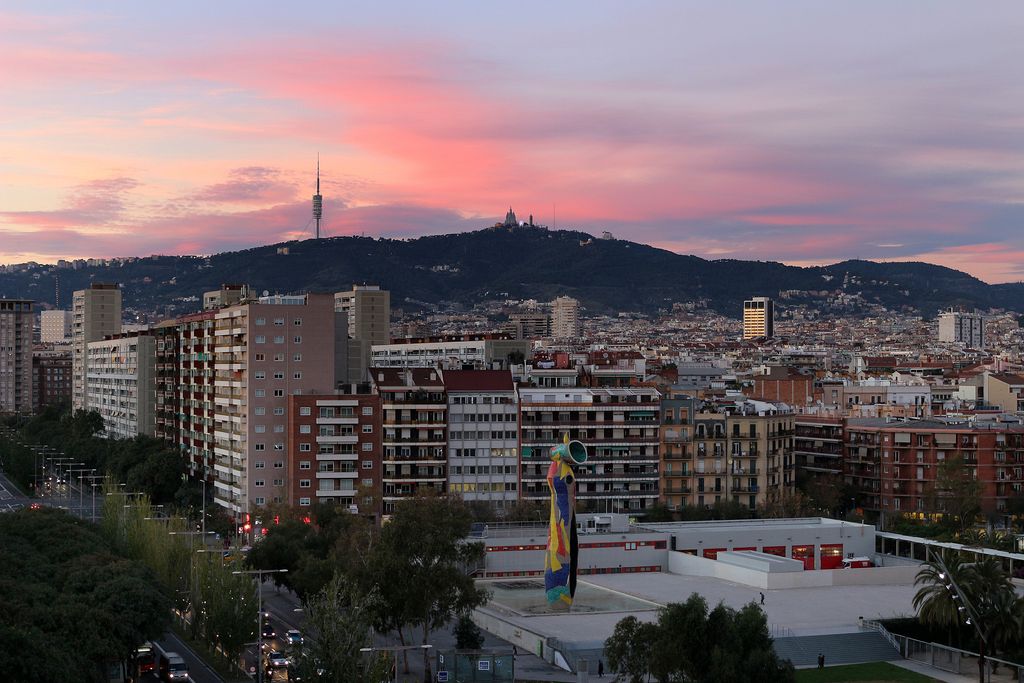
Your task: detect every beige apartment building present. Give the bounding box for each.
[550,296,581,338]
[0,299,34,414]
[72,284,121,410]
[742,296,774,340]
[212,294,342,517]
[335,285,389,382]
[85,332,156,438]
[40,309,72,343]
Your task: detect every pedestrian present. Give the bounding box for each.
[759,591,765,605]
[598,660,604,677]
[817,653,825,669]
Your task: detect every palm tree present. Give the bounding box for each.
[913,551,970,644]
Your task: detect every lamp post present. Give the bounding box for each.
[232,568,288,683]
[61,462,84,509]
[81,474,104,522]
[69,467,92,518]
[931,550,989,683]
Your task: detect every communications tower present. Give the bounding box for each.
[312,156,323,239]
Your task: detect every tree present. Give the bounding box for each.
[642,503,675,522]
[355,496,488,675]
[927,454,982,533]
[292,574,391,683]
[454,614,485,650]
[604,593,795,683]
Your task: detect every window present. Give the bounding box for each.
[274,353,285,362]
[362,442,373,451]
[362,478,373,487]
[255,407,266,416]
[299,443,311,452]
[255,425,266,433]
[294,318,302,326]
[299,460,311,470]
[255,461,266,469]
[274,443,284,451]
[255,353,265,361]
[299,407,311,416]
[255,389,266,397]
[274,336,285,344]
[255,497,266,506]
[273,371,284,379]
[255,371,266,380]
[300,425,311,434]
[255,335,266,344]
[255,480,265,487]
[362,460,373,469]
[274,461,284,468]
[255,443,266,451]
[273,479,284,487]
[274,318,285,326]
[274,389,284,397]
[362,424,373,433]
[274,407,285,416]
[255,318,266,326]
[299,479,311,488]
[274,425,284,433]
[362,406,373,415]
[293,372,302,379]
[293,353,302,362]
[299,497,310,506]
[293,336,302,344]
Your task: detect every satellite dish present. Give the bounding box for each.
[262,290,269,297]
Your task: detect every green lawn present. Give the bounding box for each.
[795,662,936,682]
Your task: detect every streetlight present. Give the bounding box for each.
[61,463,84,509]
[81,474,104,522]
[931,550,988,683]
[232,568,288,683]
[69,467,93,518]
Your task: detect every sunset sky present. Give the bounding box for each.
[1,2,1022,281]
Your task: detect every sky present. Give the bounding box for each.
[1,2,1023,282]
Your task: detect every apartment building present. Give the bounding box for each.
[212,294,341,517]
[154,321,180,445]
[688,399,795,510]
[72,284,121,410]
[742,296,773,340]
[371,367,447,515]
[660,390,697,511]
[40,309,72,343]
[370,335,530,370]
[938,310,985,348]
[794,417,843,477]
[508,312,550,340]
[845,417,1024,517]
[32,347,72,412]
[550,296,581,338]
[519,386,661,514]
[287,389,382,518]
[172,312,220,478]
[85,332,156,438]
[335,285,390,382]
[982,372,1024,414]
[443,369,519,509]
[0,299,34,414]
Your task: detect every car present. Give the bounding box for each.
[261,622,277,640]
[265,651,289,668]
[841,557,875,569]
[135,642,156,674]
[29,502,42,510]
[284,629,303,646]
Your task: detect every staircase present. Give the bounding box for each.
[773,632,900,668]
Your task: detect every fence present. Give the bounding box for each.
[435,651,514,683]
[866,621,1024,682]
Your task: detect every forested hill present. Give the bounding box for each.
[1,225,1021,316]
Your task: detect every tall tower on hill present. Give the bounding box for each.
[312,156,323,239]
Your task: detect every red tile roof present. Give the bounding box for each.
[442,369,515,392]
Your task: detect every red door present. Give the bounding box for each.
[820,543,844,570]
[791,545,815,570]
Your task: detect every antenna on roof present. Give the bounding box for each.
[312,154,323,239]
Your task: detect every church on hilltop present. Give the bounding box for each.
[494,206,536,229]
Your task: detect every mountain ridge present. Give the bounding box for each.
[1,225,1021,317]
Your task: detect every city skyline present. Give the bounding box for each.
[2,3,1023,282]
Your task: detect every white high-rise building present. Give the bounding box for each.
[85,332,156,438]
[40,310,72,343]
[938,310,985,348]
[550,296,581,338]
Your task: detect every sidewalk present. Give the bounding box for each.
[893,658,1019,682]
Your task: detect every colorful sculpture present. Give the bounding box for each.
[545,434,587,608]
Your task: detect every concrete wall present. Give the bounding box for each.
[471,607,551,662]
[667,551,919,589]
[484,530,668,576]
[718,551,804,573]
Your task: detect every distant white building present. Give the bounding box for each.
[40,309,72,343]
[938,310,985,348]
[85,332,156,438]
[550,296,581,338]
